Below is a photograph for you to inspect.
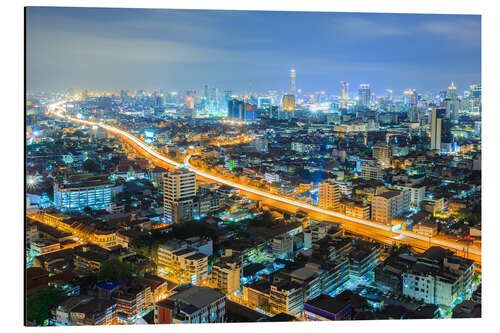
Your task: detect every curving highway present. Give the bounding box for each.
[46,101,481,263]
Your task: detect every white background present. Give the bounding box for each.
[1,1,498,332]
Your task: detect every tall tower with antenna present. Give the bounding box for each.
[340,81,349,100]
[290,68,296,94]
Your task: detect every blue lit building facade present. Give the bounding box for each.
[54,178,117,212]
[227,99,259,122]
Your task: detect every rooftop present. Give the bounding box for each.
[170,285,225,309]
[376,190,401,200]
[305,293,352,315]
[290,267,317,281]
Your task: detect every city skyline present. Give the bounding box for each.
[26,7,480,94]
[24,5,482,326]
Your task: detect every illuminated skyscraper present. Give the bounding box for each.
[438,89,447,103]
[340,81,349,100]
[430,107,452,151]
[282,94,296,111]
[470,84,481,114]
[358,84,371,106]
[446,82,458,99]
[224,90,232,111]
[445,82,459,120]
[258,97,271,109]
[163,168,197,223]
[403,89,417,108]
[430,108,442,150]
[290,68,296,94]
[227,99,258,121]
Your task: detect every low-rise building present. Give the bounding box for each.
[73,245,111,275]
[371,190,409,225]
[361,164,383,181]
[158,239,210,283]
[375,251,417,293]
[243,280,271,310]
[211,257,241,295]
[112,282,153,320]
[70,298,117,325]
[303,222,341,249]
[289,267,322,301]
[421,198,448,215]
[184,253,209,284]
[312,237,352,262]
[393,184,426,206]
[272,235,294,259]
[132,275,169,304]
[30,239,61,257]
[341,200,370,220]
[304,293,352,321]
[348,241,381,278]
[269,281,304,316]
[166,285,226,324]
[53,174,121,212]
[305,260,350,295]
[401,247,474,307]
[412,220,438,237]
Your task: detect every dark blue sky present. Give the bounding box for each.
[26,7,481,95]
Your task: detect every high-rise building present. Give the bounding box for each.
[224,90,232,111]
[358,84,371,107]
[403,89,417,107]
[257,97,272,117]
[430,107,441,150]
[469,84,481,114]
[290,68,296,93]
[163,168,197,223]
[435,90,444,104]
[227,99,244,120]
[227,99,258,121]
[282,94,296,111]
[204,84,209,99]
[340,81,349,100]
[446,82,458,99]
[445,82,460,120]
[430,107,452,151]
[318,180,341,211]
[257,97,272,109]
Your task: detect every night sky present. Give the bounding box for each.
[26,7,481,95]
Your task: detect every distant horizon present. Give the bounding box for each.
[26,82,480,98]
[26,7,481,95]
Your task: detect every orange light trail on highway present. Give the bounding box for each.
[47,101,481,261]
